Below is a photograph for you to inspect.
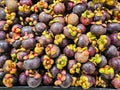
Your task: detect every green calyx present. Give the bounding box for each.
[67,44,77,52]
[117,33,120,40]
[87,32,97,42]
[90,54,101,65]
[97,35,107,51]
[70,63,81,74]
[82,10,94,18]
[99,65,114,74]
[67,24,79,37]
[54,34,65,45]
[57,56,67,69]
[94,9,103,16]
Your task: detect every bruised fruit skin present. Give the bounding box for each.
[112,74,120,89]
[45,44,60,58]
[23,57,41,70]
[77,24,86,34]
[80,10,94,25]
[82,62,96,74]
[55,70,72,88]
[5,0,18,12]
[88,45,96,57]
[65,13,79,26]
[17,51,28,61]
[75,47,89,63]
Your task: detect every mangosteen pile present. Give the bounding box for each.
[0,0,120,89]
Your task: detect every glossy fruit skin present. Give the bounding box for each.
[50,66,60,78]
[27,77,42,88]
[35,22,47,34]
[77,24,86,34]
[88,45,96,57]
[21,26,33,36]
[0,54,9,68]
[30,13,39,21]
[60,73,72,88]
[77,34,89,47]
[50,22,63,34]
[23,57,41,70]
[90,24,106,36]
[104,45,119,59]
[109,33,120,47]
[19,72,27,85]
[73,3,87,15]
[0,31,6,40]
[107,23,120,33]
[53,3,65,14]
[109,57,120,73]
[82,62,96,74]
[12,40,21,49]
[39,12,52,23]
[22,37,36,50]
[98,55,107,68]
[0,8,6,20]
[0,40,10,54]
